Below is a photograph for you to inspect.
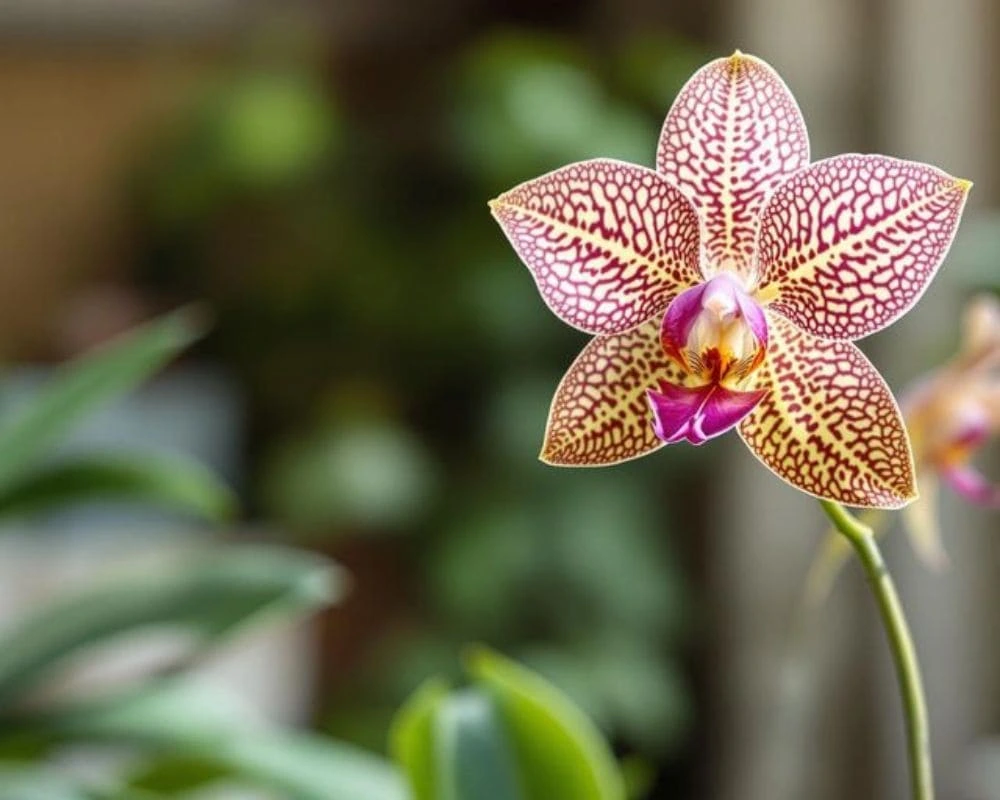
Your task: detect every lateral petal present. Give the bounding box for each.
[738,311,917,508]
[541,320,688,466]
[656,52,809,280]
[754,154,971,340]
[490,159,702,335]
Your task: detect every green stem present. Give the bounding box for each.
[820,500,933,800]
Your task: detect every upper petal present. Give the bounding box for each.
[656,52,809,280]
[541,319,688,466]
[754,154,971,340]
[738,311,917,508]
[490,159,702,335]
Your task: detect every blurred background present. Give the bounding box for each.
[0,0,995,798]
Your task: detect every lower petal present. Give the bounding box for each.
[941,463,1000,507]
[647,381,766,445]
[541,320,688,466]
[738,311,917,508]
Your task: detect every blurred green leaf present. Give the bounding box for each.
[0,766,153,800]
[33,675,260,743]
[390,677,449,800]
[124,755,230,794]
[0,454,236,522]
[619,756,656,800]
[264,419,438,533]
[0,765,93,800]
[613,35,707,110]
[0,308,206,492]
[217,72,339,186]
[455,33,650,186]
[11,680,405,800]
[549,480,686,640]
[436,689,523,800]
[467,647,625,800]
[430,503,539,636]
[584,640,691,753]
[0,546,342,706]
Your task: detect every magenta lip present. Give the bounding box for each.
[646,380,767,446]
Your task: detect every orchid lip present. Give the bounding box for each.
[647,381,767,446]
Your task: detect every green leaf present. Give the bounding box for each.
[0,765,94,800]
[0,454,236,522]
[10,680,406,800]
[466,647,625,800]
[0,307,207,492]
[389,677,449,800]
[435,689,523,800]
[128,740,405,800]
[0,545,342,706]
[0,770,160,800]
[619,756,656,800]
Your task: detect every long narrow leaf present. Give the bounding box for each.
[0,766,93,800]
[0,307,206,491]
[6,680,406,800]
[0,454,236,522]
[0,546,343,706]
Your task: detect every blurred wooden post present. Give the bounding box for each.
[709,3,880,799]
[715,0,997,797]
[876,0,996,797]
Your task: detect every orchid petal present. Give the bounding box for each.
[541,320,689,466]
[659,281,709,355]
[735,287,769,350]
[755,155,971,340]
[941,462,1000,508]
[656,52,809,280]
[738,311,917,508]
[490,159,702,335]
[648,381,766,445]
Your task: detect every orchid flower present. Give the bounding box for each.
[490,51,970,509]
[898,294,1000,563]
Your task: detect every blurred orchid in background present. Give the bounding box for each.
[805,294,999,605]
[490,51,970,508]
[898,294,999,563]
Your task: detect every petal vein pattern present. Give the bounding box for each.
[490,159,702,335]
[542,319,690,466]
[738,312,917,508]
[754,154,971,340]
[656,53,809,279]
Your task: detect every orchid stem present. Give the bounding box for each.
[819,500,932,800]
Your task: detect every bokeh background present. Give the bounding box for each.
[0,0,996,798]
